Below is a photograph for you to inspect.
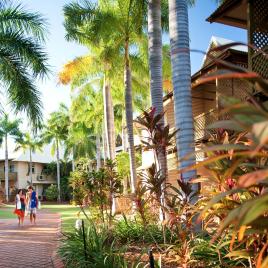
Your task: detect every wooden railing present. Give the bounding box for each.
[194,109,217,142]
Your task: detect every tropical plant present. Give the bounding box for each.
[0,2,49,127]
[192,237,249,268]
[62,8,119,161]
[0,114,21,201]
[45,184,58,201]
[136,108,177,220]
[65,122,96,170]
[42,104,69,201]
[63,0,149,195]
[15,132,43,184]
[59,221,131,268]
[70,159,122,224]
[114,217,170,245]
[70,85,104,169]
[188,65,268,267]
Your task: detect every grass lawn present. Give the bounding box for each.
[42,204,89,232]
[0,205,16,219]
[0,203,89,232]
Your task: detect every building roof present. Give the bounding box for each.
[201,36,247,68]
[0,144,63,164]
[206,0,247,29]
[162,36,247,103]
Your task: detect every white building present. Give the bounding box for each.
[0,145,57,199]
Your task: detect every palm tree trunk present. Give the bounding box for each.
[169,0,197,184]
[102,125,107,164]
[103,75,116,160]
[29,148,33,184]
[124,40,137,194]
[4,134,9,202]
[56,139,61,202]
[96,135,101,170]
[148,0,167,220]
[148,0,164,117]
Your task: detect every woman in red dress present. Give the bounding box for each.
[14,189,25,226]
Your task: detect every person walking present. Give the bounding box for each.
[14,189,25,226]
[26,186,38,224]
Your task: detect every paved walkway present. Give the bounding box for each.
[0,210,64,268]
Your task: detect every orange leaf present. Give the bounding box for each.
[238,169,268,188]
[238,225,247,241]
[257,243,268,268]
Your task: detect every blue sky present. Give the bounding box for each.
[18,0,247,119]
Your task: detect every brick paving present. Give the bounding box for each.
[0,211,64,268]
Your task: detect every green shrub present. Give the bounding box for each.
[192,237,249,268]
[45,184,58,201]
[59,221,143,268]
[113,218,171,244]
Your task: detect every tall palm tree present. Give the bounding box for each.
[0,114,21,202]
[0,2,49,127]
[42,105,69,201]
[15,133,43,184]
[147,2,171,207]
[148,0,169,115]
[63,0,147,195]
[63,3,118,161]
[169,0,197,185]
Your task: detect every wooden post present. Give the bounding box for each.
[247,0,253,71]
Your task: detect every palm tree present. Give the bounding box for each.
[42,105,69,201]
[15,133,43,184]
[169,0,197,185]
[0,114,21,202]
[0,2,49,127]
[63,0,147,195]
[65,122,96,170]
[147,2,171,210]
[148,0,169,115]
[70,84,104,170]
[63,3,118,161]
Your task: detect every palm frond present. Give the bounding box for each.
[0,4,48,42]
[0,48,43,128]
[0,29,49,78]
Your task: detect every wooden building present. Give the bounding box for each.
[139,36,250,186]
[207,0,268,79]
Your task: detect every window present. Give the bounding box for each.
[27,163,35,174]
[31,164,35,174]
[9,165,15,172]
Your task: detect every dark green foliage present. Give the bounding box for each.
[0,2,49,127]
[59,221,140,268]
[192,237,249,268]
[70,159,123,223]
[60,176,72,201]
[45,184,58,201]
[113,218,171,244]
